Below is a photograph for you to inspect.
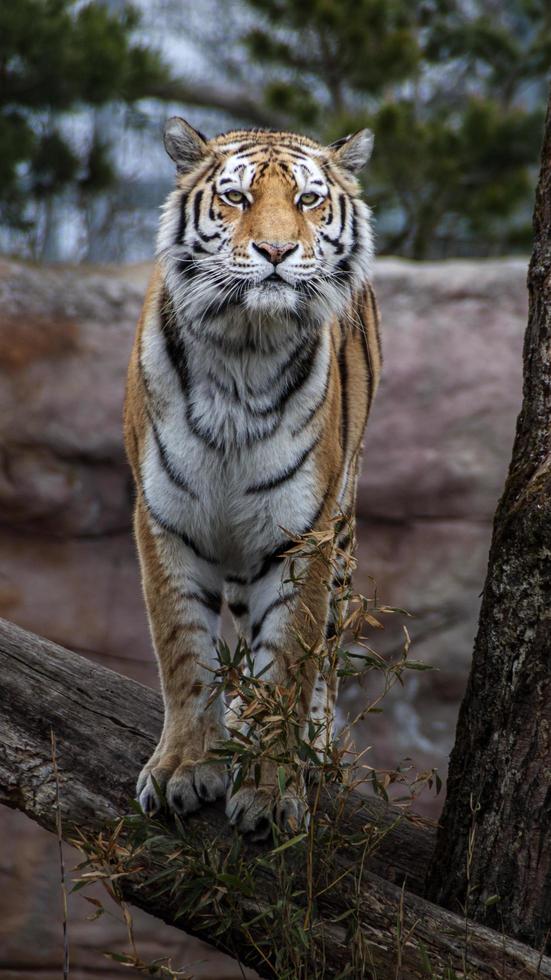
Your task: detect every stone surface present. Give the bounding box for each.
[362,258,527,522]
[347,258,527,814]
[0,255,528,976]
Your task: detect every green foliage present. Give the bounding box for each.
[0,0,168,228]
[245,0,424,97]
[240,0,549,257]
[3,0,548,258]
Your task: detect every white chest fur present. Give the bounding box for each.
[140,305,331,574]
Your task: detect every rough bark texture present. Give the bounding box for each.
[426,95,551,949]
[1,617,550,978]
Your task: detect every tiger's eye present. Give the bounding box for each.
[224,190,246,204]
[299,192,320,207]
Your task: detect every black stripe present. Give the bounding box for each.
[198,228,222,243]
[230,141,267,154]
[208,191,218,222]
[251,595,291,646]
[320,230,345,253]
[338,533,352,552]
[249,540,295,584]
[159,301,189,393]
[357,301,375,413]
[235,333,311,417]
[256,329,309,384]
[338,194,347,234]
[142,492,219,565]
[182,589,222,615]
[325,619,337,640]
[344,295,376,470]
[139,355,194,494]
[185,382,279,451]
[185,312,257,354]
[175,254,198,278]
[251,159,270,183]
[195,160,221,188]
[264,331,321,415]
[248,485,332,584]
[346,206,360,261]
[351,205,359,242]
[183,320,311,419]
[200,284,248,322]
[160,301,229,454]
[184,401,224,453]
[333,195,357,274]
[147,408,198,499]
[337,333,349,455]
[225,572,248,585]
[277,143,315,157]
[336,255,352,275]
[245,434,320,494]
[291,369,330,436]
[228,601,248,618]
[308,480,332,529]
[207,370,239,400]
[176,192,188,244]
[193,189,203,231]
[329,136,350,151]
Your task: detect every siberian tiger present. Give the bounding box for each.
[124,117,381,837]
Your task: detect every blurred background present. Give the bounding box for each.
[0,0,547,976]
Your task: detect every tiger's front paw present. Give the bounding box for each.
[226,782,307,840]
[137,749,227,818]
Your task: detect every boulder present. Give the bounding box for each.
[350,259,526,810]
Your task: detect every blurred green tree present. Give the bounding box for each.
[235,0,549,257]
[2,0,549,259]
[0,0,168,233]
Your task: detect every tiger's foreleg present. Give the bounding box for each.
[134,497,227,816]
[225,554,334,836]
[311,514,357,754]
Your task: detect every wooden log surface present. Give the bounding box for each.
[0,616,549,979]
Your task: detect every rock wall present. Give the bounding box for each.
[0,256,527,977]
[351,258,527,802]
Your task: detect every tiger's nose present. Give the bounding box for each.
[252,241,298,265]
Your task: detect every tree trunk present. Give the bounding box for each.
[1,617,550,978]
[426,92,551,950]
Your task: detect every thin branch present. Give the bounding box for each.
[147,79,288,129]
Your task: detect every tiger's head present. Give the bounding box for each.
[158,119,374,325]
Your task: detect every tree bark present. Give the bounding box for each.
[426,93,551,949]
[1,617,550,978]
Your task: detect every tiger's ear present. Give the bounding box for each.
[329,129,374,174]
[163,117,209,172]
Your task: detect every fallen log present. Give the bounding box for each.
[0,616,548,979]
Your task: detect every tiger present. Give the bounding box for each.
[124,116,382,838]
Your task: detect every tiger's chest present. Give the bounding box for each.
[140,314,331,570]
